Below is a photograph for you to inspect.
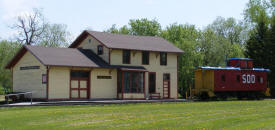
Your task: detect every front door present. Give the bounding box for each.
[70,71,90,99]
[163,73,170,98]
[149,72,156,93]
[71,79,88,99]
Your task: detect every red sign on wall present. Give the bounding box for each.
[42,74,47,84]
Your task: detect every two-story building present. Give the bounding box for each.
[6,30,184,100]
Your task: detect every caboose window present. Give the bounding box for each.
[221,75,226,82]
[260,77,263,83]
[236,75,240,82]
[258,76,264,83]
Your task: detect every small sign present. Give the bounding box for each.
[42,74,47,84]
[97,76,112,79]
[20,66,40,70]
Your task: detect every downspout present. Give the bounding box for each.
[177,55,179,99]
[11,68,13,93]
[122,71,124,99]
[46,66,49,100]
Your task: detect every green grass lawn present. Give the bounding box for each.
[0,100,275,130]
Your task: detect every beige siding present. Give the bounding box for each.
[48,67,117,100]
[90,68,117,99]
[13,51,47,98]
[123,93,145,99]
[110,49,178,99]
[48,67,70,99]
[78,35,109,63]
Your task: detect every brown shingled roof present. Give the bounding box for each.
[6,45,147,71]
[70,30,184,53]
[6,45,105,68]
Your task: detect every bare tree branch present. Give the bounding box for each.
[11,8,46,45]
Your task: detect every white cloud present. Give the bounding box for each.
[0,0,39,21]
[0,0,40,40]
[144,0,154,5]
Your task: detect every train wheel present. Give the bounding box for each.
[247,93,256,100]
[210,96,218,101]
[237,96,243,100]
[216,93,227,100]
[200,92,209,100]
[237,92,245,100]
[255,92,264,100]
[220,96,227,100]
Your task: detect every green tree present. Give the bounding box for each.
[162,24,203,96]
[245,0,275,96]
[38,24,71,47]
[105,24,130,34]
[208,17,245,44]
[105,24,120,34]
[199,28,244,67]
[0,41,21,94]
[129,18,161,36]
[106,18,161,36]
[268,15,275,96]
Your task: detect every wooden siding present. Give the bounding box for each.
[48,67,70,99]
[194,69,214,94]
[90,68,117,99]
[110,49,178,99]
[13,51,47,98]
[78,35,109,63]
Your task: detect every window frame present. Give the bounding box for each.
[97,45,103,55]
[142,51,150,65]
[42,74,47,84]
[221,74,226,82]
[122,50,131,64]
[160,52,167,66]
[122,71,144,93]
[236,75,240,82]
[70,71,89,78]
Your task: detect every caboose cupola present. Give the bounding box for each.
[226,58,253,69]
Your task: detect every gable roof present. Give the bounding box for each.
[6,45,147,71]
[69,30,184,53]
[5,45,110,69]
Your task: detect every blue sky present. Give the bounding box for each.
[0,0,249,40]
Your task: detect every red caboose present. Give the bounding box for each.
[194,58,270,99]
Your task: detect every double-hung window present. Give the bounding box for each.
[97,45,103,55]
[123,50,131,64]
[142,51,149,65]
[160,52,167,65]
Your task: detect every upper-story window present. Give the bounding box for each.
[142,51,149,65]
[97,45,103,55]
[123,50,131,64]
[160,52,167,65]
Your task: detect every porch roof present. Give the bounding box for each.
[112,65,147,72]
